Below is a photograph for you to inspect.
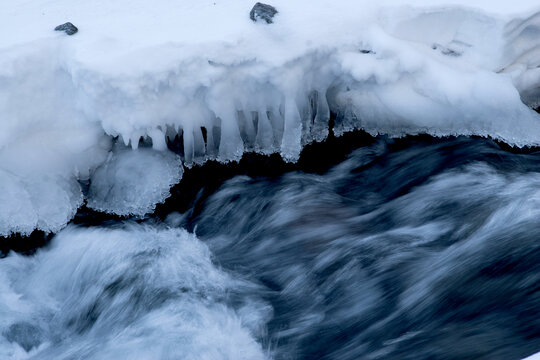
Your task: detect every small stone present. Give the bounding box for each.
[54,22,78,35]
[250,3,278,24]
[432,43,462,57]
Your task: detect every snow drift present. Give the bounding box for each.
[1,0,540,235]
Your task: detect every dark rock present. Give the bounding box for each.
[250,2,278,24]
[54,22,78,35]
[441,48,461,57]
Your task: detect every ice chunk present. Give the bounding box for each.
[87,147,183,216]
[0,171,84,237]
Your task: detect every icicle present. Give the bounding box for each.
[255,108,274,152]
[130,131,142,150]
[280,99,302,162]
[217,111,244,162]
[148,128,167,151]
[205,125,217,159]
[183,124,194,165]
[267,107,284,149]
[313,89,330,142]
[121,134,130,147]
[193,127,206,162]
[237,110,256,150]
[299,93,314,145]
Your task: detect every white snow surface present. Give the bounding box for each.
[1,0,540,235]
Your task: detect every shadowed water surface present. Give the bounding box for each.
[185,136,540,359]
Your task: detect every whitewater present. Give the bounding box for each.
[1,0,540,359]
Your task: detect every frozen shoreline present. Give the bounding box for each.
[1,0,539,236]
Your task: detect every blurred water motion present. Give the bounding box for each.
[1,135,539,359]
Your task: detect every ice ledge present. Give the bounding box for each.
[1,2,540,236]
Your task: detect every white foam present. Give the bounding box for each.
[0,225,269,359]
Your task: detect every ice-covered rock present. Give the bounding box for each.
[0,172,83,236]
[87,146,183,216]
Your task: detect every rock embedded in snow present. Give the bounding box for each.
[250,2,277,24]
[432,43,462,57]
[54,22,78,35]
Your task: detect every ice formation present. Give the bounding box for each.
[1,0,539,235]
[87,146,183,216]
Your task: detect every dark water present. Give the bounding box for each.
[1,134,539,359]
[185,136,540,359]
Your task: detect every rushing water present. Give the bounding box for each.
[1,135,539,359]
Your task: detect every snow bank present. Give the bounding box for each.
[1,0,540,235]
